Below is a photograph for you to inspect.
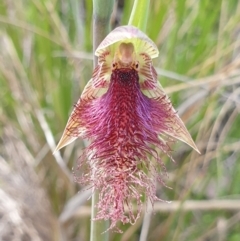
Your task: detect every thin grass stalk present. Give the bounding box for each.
[128,0,150,31]
[91,0,114,240]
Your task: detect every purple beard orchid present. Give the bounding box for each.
[55,25,199,232]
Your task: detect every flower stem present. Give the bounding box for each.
[91,0,114,240]
[128,0,150,32]
[90,190,109,241]
[92,0,114,67]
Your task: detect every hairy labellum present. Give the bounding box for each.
[73,67,173,231]
[55,25,199,232]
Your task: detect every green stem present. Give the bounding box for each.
[90,191,109,241]
[91,1,114,240]
[128,0,150,32]
[91,1,149,239]
[92,0,114,67]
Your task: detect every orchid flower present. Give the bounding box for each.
[55,25,199,232]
